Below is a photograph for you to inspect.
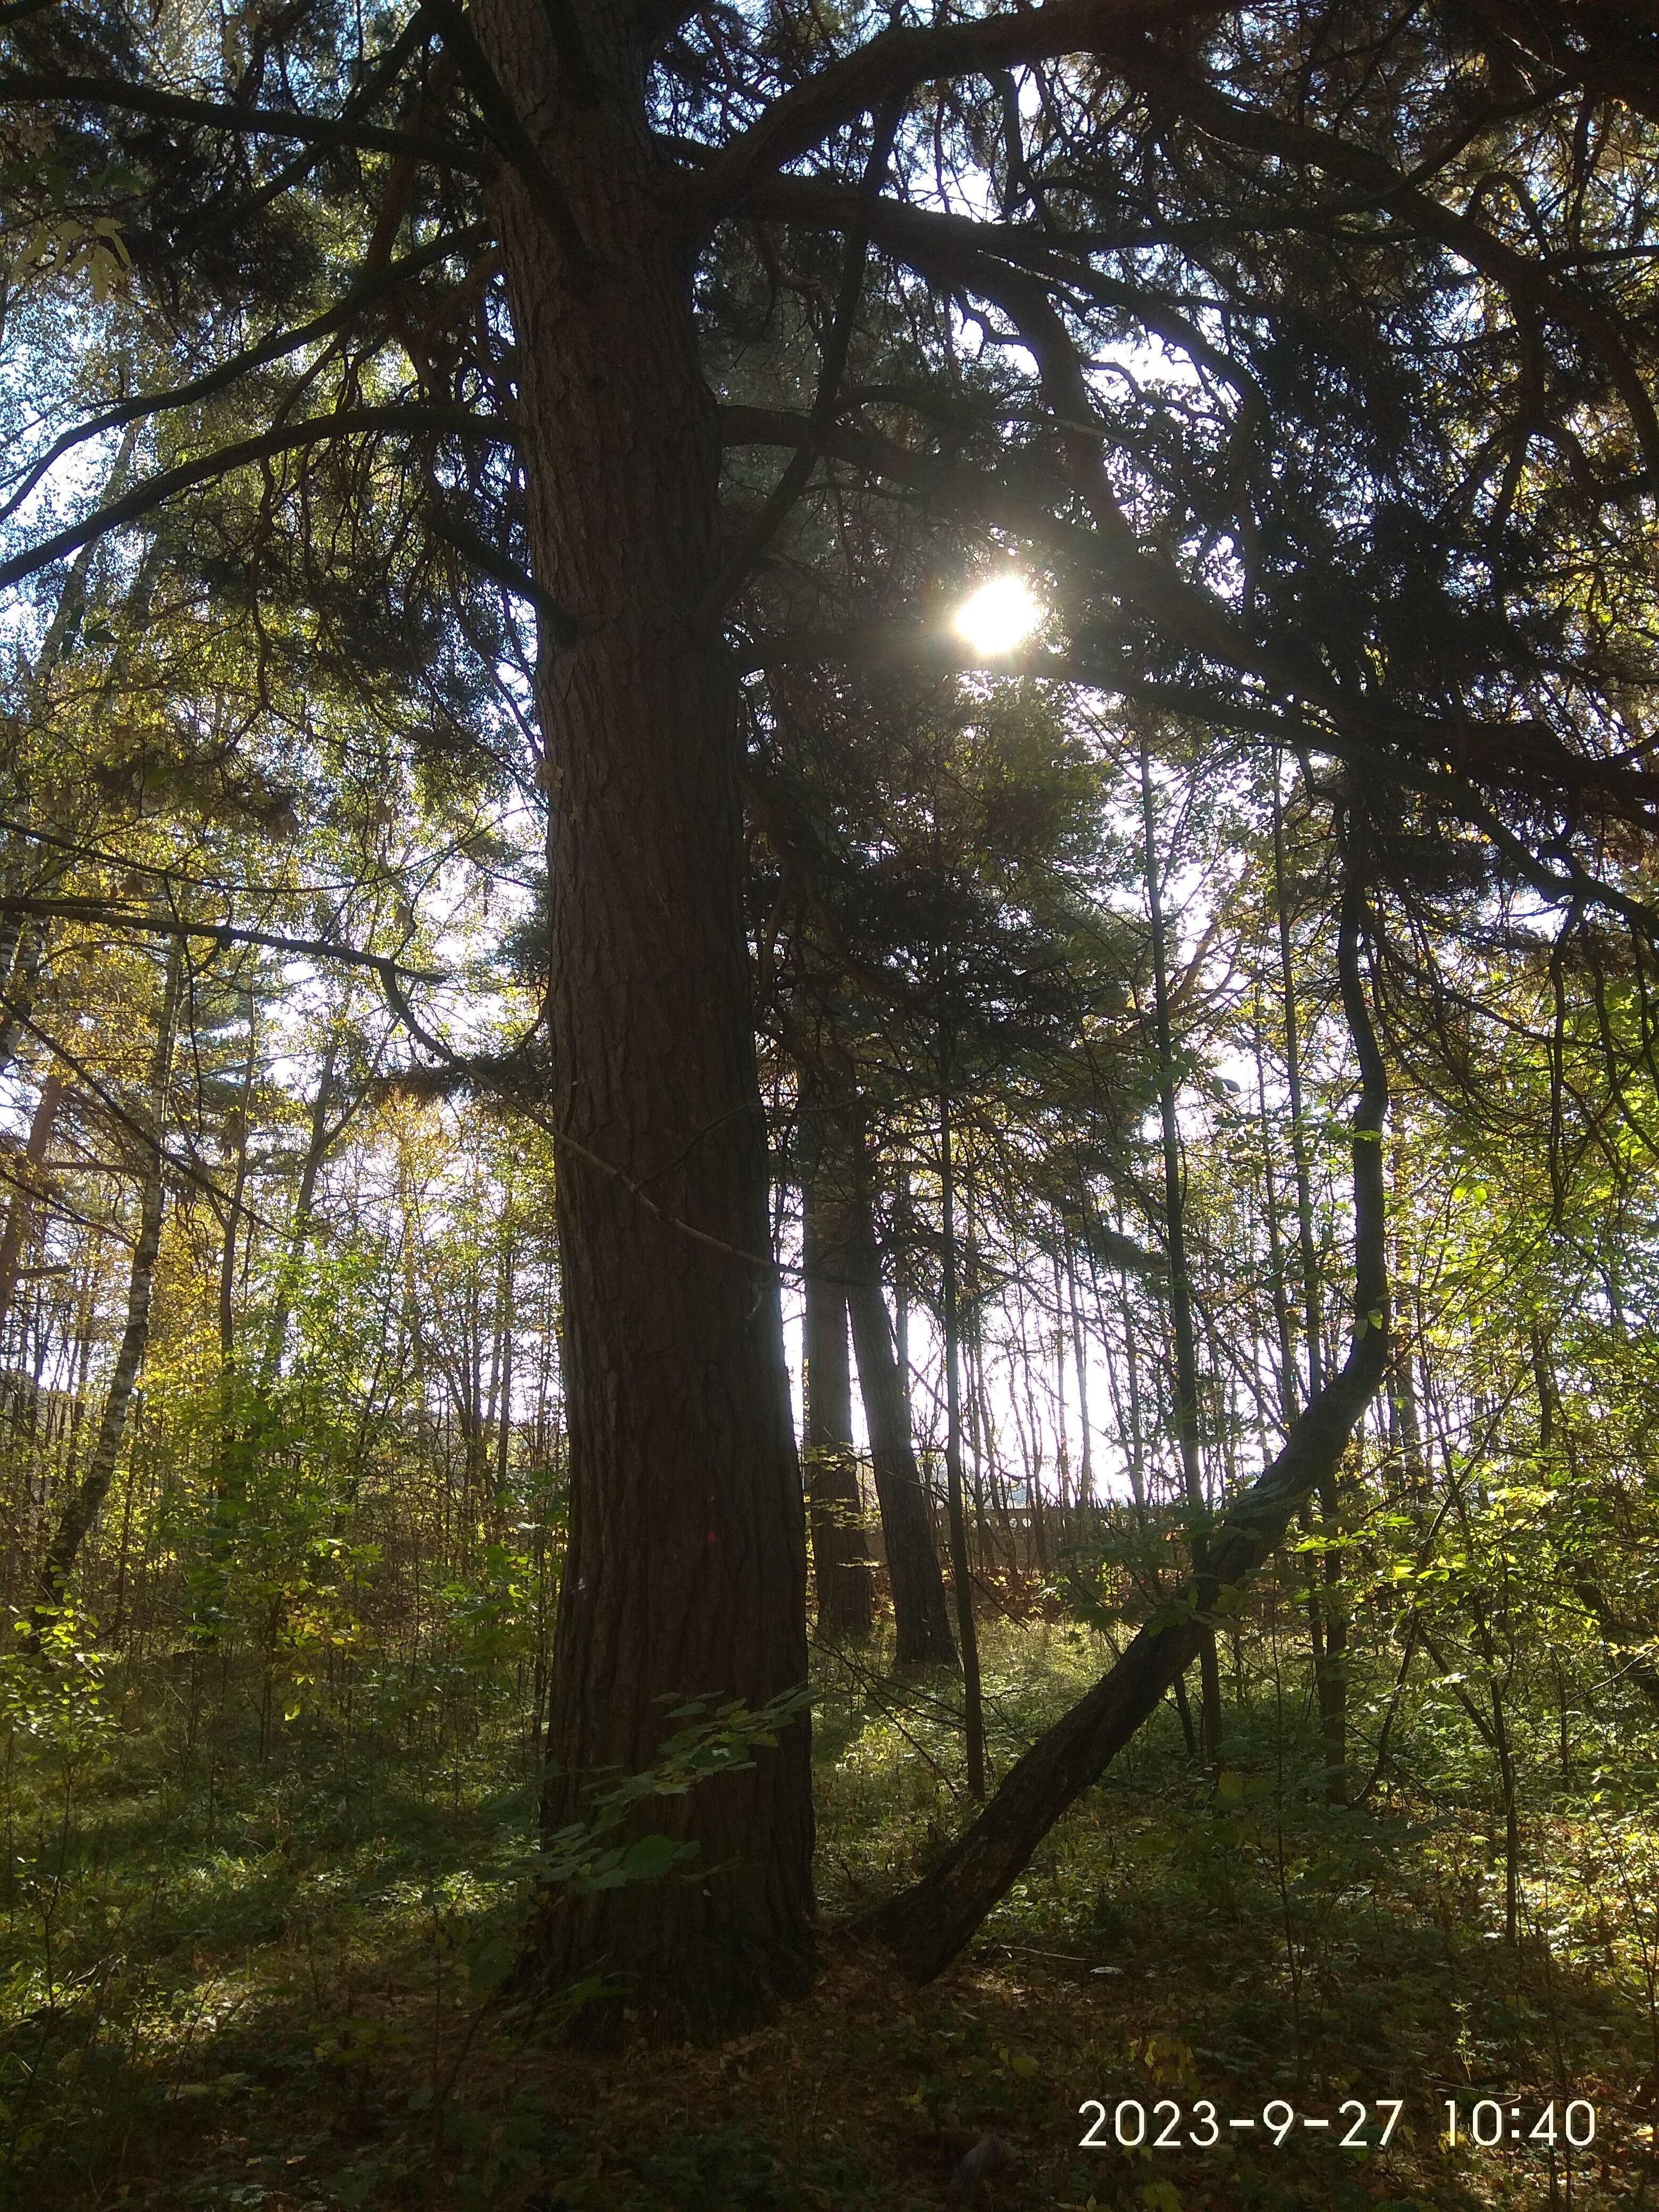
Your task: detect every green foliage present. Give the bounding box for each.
[0,1607,110,1764]
[0,1654,816,2207]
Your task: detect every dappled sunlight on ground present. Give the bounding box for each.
[0,1623,1649,2208]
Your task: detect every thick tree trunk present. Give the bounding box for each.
[470,4,812,2035]
[826,1113,959,1669]
[864,867,1388,1981]
[34,945,181,1628]
[802,1176,874,1636]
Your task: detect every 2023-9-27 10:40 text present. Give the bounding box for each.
[1079,2097,1598,2152]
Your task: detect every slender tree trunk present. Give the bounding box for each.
[33,944,182,1627]
[190,1012,258,1640]
[940,1075,985,1797]
[0,1075,61,1343]
[863,863,1388,1981]
[969,1325,1007,1573]
[961,1179,995,1570]
[1253,1002,1298,1423]
[470,4,812,2033]
[1119,1262,1149,1514]
[1273,773,1324,1400]
[893,1166,911,1417]
[495,1232,516,1509]
[1018,1350,1052,1574]
[831,1116,958,1669]
[217,1070,253,1371]
[1273,770,1347,1799]
[1492,1681,1521,1946]
[1066,1235,1094,1512]
[802,1175,874,1636]
[1312,1529,1348,1802]
[0,920,44,1088]
[1139,739,1222,1765]
[1050,1252,1070,1544]
[256,1039,340,1394]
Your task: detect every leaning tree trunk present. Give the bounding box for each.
[470,3,812,2035]
[864,863,1388,1981]
[802,1176,875,1636]
[34,944,181,1631]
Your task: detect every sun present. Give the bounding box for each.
[953,572,1041,656]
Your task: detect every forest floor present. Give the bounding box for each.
[0,1619,1652,2211]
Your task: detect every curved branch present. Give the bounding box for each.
[424,496,580,644]
[720,405,1659,833]
[742,175,1266,415]
[421,0,601,288]
[0,69,485,167]
[859,859,1389,1981]
[0,401,519,597]
[0,995,262,1226]
[0,896,449,984]
[0,225,491,527]
[0,898,471,1076]
[694,105,903,625]
[1111,43,1659,486]
[690,0,1228,221]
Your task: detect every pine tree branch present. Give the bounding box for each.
[720,406,1659,834]
[0,402,518,597]
[1108,41,1659,485]
[0,70,485,166]
[0,898,449,984]
[691,0,1226,218]
[0,224,491,528]
[422,0,601,289]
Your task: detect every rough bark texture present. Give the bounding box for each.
[468,3,812,2035]
[826,1113,959,1669]
[864,870,1388,1980]
[802,1177,875,1637]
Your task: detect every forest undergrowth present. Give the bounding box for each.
[0,1616,1650,2212]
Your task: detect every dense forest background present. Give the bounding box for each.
[0,2,1657,2207]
